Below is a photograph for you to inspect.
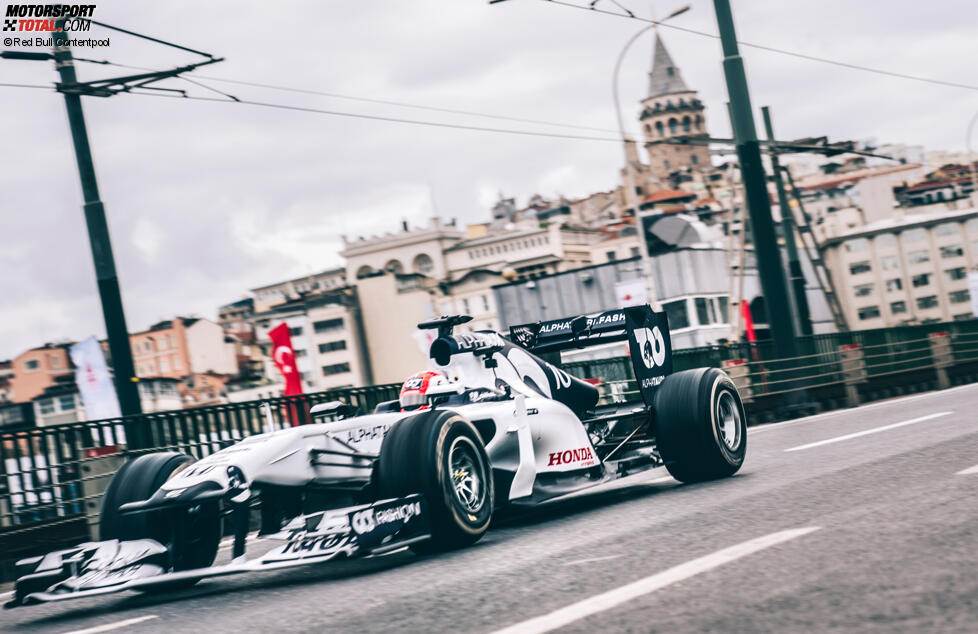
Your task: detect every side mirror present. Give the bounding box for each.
[310,400,360,420]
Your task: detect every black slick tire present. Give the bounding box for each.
[654,368,747,483]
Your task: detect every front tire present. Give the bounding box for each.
[654,368,747,483]
[100,452,221,579]
[376,410,494,552]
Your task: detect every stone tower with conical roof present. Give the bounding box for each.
[639,34,710,181]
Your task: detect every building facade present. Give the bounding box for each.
[9,344,72,403]
[823,208,978,327]
[129,317,237,380]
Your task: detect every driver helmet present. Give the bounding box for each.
[399,370,447,410]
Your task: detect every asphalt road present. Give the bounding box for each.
[3,383,977,633]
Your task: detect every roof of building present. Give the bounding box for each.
[643,189,697,204]
[796,163,920,191]
[444,227,549,251]
[822,206,978,245]
[250,267,345,293]
[648,34,690,98]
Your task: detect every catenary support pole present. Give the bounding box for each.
[52,20,145,445]
[762,106,812,336]
[712,0,798,359]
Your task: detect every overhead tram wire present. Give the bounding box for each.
[537,0,978,92]
[124,90,627,143]
[66,58,624,134]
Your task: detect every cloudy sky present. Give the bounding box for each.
[1,0,976,359]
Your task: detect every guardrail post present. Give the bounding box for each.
[839,344,866,407]
[79,447,124,538]
[722,359,753,403]
[929,331,952,389]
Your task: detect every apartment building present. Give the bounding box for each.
[251,289,371,391]
[129,317,237,380]
[8,344,72,403]
[823,208,978,327]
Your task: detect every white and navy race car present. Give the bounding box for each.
[6,306,746,608]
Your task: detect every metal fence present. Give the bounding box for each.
[4,318,978,578]
[0,384,400,550]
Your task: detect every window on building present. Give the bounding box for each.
[876,234,896,248]
[844,238,869,253]
[949,289,970,304]
[630,246,640,258]
[945,267,967,281]
[857,306,881,320]
[716,296,729,323]
[885,278,903,292]
[313,318,343,333]
[322,363,351,376]
[481,295,490,312]
[881,255,899,271]
[849,261,871,275]
[664,160,671,170]
[890,301,907,314]
[384,260,404,274]
[606,251,617,262]
[934,222,959,236]
[695,297,714,325]
[24,359,39,371]
[902,228,926,242]
[294,349,306,358]
[173,357,182,371]
[58,394,75,411]
[912,273,931,287]
[38,399,55,415]
[462,298,471,314]
[289,326,303,337]
[662,299,690,329]
[854,284,875,297]
[318,340,347,353]
[160,358,169,373]
[907,250,930,265]
[953,313,974,321]
[916,295,939,309]
[940,245,964,258]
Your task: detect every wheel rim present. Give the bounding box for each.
[715,390,742,451]
[448,436,486,514]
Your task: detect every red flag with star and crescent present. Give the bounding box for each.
[269,323,303,396]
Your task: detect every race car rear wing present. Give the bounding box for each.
[510,305,673,406]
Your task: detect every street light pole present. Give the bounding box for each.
[612,5,689,309]
[51,23,144,429]
[712,0,798,359]
[762,106,812,336]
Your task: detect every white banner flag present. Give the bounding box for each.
[70,336,122,422]
[615,278,648,308]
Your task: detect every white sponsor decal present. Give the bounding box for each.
[351,509,376,534]
[633,326,666,369]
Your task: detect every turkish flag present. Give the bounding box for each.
[741,301,757,343]
[269,323,303,396]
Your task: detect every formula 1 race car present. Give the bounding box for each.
[6,305,746,609]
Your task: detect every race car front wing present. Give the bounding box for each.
[5,494,430,609]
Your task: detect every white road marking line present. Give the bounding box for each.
[784,411,953,452]
[490,526,820,634]
[649,475,675,484]
[749,382,978,436]
[562,554,623,567]
[0,590,13,600]
[60,615,158,634]
[957,463,978,475]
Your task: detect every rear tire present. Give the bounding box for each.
[376,410,494,552]
[654,368,747,483]
[100,452,221,583]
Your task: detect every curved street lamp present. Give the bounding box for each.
[612,5,690,308]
